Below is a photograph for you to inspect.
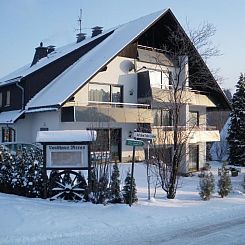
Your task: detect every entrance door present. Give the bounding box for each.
[189,144,199,171]
[91,128,121,162]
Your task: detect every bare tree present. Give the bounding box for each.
[142,22,221,199]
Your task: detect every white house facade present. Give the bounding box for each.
[0,9,230,172]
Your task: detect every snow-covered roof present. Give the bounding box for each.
[23,9,166,110]
[36,130,97,143]
[0,31,114,85]
[0,110,24,124]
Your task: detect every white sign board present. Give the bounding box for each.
[133,132,156,140]
[46,145,88,168]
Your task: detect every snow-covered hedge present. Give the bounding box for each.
[0,146,44,198]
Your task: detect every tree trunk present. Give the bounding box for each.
[167,184,176,199]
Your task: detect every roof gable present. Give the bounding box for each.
[0,8,231,111]
[25,9,167,111]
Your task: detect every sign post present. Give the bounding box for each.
[133,132,156,201]
[126,138,144,206]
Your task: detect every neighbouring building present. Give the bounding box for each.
[0,9,231,172]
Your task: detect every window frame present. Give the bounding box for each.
[88,83,123,104]
[2,127,16,143]
[0,92,2,107]
[153,109,173,126]
[189,111,199,127]
[5,90,10,107]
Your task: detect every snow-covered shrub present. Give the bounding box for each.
[199,171,215,201]
[122,170,138,204]
[217,165,232,198]
[90,170,109,204]
[109,163,123,203]
[0,147,14,194]
[0,145,44,198]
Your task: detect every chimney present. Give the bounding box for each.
[76,33,86,43]
[31,42,48,66]
[91,26,103,37]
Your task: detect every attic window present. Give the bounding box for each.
[0,92,2,107]
[5,90,10,107]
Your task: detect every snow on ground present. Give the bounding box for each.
[0,162,245,245]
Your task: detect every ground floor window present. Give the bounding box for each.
[90,128,121,162]
[189,144,199,171]
[149,146,172,165]
[2,127,16,142]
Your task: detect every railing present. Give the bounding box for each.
[65,101,150,109]
[152,125,217,131]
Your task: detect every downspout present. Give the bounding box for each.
[15,77,24,110]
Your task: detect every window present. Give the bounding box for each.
[89,84,110,102]
[153,109,172,126]
[90,128,121,161]
[189,111,199,127]
[189,144,199,171]
[89,83,123,104]
[168,71,173,86]
[149,70,173,89]
[0,92,2,107]
[2,127,15,142]
[5,90,10,106]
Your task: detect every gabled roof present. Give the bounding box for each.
[24,9,167,111]
[0,31,114,85]
[0,8,231,112]
[0,110,24,124]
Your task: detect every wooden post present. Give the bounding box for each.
[42,143,47,199]
[87,143,92,196]
[129,145,135,207]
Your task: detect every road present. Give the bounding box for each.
[30,216,245,245]
[146,216,245,245]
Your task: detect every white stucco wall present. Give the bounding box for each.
[73,56,138,106]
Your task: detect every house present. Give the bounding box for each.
[0,9,230,172]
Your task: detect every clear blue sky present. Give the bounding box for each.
[0,0,244,93]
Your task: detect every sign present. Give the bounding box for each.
[46,144,88,168]
[133,132,156,140]
[126,139,144,147]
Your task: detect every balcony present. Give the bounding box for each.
[62,102,153,124]
[151,88,217,107]
[152,126,220,145]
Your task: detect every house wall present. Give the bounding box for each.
[72,56,138,106]
[4,54,209,168]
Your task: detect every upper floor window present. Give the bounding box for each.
[3,90,11,107]
[153,109,172,126]
[0,93,2,107]
[189,111,199,127]
[149,70,173,89]
[89,83,123,104]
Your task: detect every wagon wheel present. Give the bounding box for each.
[49,170,87,201]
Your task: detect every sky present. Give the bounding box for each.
[0,0,244,93]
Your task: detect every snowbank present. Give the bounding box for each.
[0,162,244,245]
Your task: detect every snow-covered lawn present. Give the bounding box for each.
[0,162,245,245]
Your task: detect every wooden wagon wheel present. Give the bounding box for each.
[49,170,87,201]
